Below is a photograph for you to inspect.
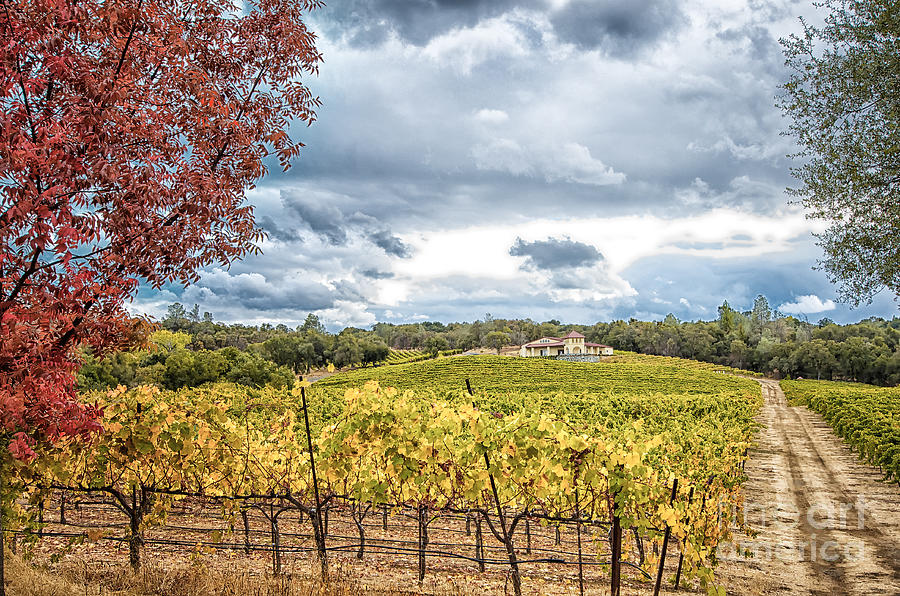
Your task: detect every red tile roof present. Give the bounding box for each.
[523,341,564,348]
[522,337,561,348]
[563,331,585,338]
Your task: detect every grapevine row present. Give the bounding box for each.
[5,357,761,594]
[781,379,900,482]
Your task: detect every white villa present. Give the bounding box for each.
[519,331,613,357]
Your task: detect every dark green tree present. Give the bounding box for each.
[750,295,772,329]
[301,313,327,334]
[779,0,900,304]
[360,339,390,366]
[717,301,737,333]
[793,338,839,380]
[425,335,449,356]
[484,331,511,354]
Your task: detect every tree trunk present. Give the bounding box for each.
[475,513,485,572]
[610,513,622,596]
[631,527,644,567]
[128,510,143,571]
[127,486,146,572]
[1,458,6,596]
[352,507,366,559]
[310,509,328,582]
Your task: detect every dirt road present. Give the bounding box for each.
[718,379,900,595]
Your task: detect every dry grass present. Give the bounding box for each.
[4,550,462,596]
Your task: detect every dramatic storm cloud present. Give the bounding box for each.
[128,1,898,328]
[318,0,540,47]
[284,195,348,245]
[549,0,687,56]
[509,237,603,270]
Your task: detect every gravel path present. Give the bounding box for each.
[718,379,900,595]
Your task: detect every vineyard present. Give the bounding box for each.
[780,379,900,483]
[316,352,760,402]
[385,349,429,364]
[381,349,463,366]
[4,354,763,595]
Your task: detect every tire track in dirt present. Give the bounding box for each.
[718,379,900,596]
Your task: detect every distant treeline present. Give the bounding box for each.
[80,297,900,390]
[78,304,393,391]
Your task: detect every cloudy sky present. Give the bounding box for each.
[134,0,898,329]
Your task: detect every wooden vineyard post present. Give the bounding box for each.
[525,515,531,554]
[417,504,428,584]
[466,379,522,596]
[610,505,622,596]
[300,383,328,580]
[241,508,251,555]
[466,511,471,536]
[556,524,561,546]
[673,486,695,590]
[59,492,66,525]
[475,512,485,572]
[270,506,282,575]
[383,507,388,531]
[653,479,679,596]
[576,492,585,596]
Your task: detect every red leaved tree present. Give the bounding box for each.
[0,0,323,460]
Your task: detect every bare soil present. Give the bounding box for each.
[717,379,900,595]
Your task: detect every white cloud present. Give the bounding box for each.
[471,139,626,186]
[778,295,837,314]
[386,207,820,313]
[551,142,627,186]
[316,300,377,329]
[470,138,533,176]
[686,134,789,161]
[474,108,510,125]
[422,14,531,75]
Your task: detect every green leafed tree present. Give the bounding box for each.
[484,331,511,354]
[425,335,449,357]
[779,0,900,305]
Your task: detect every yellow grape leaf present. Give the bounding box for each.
[327,363,335,373]
[86,529,105,542]
[623,451,641,468]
